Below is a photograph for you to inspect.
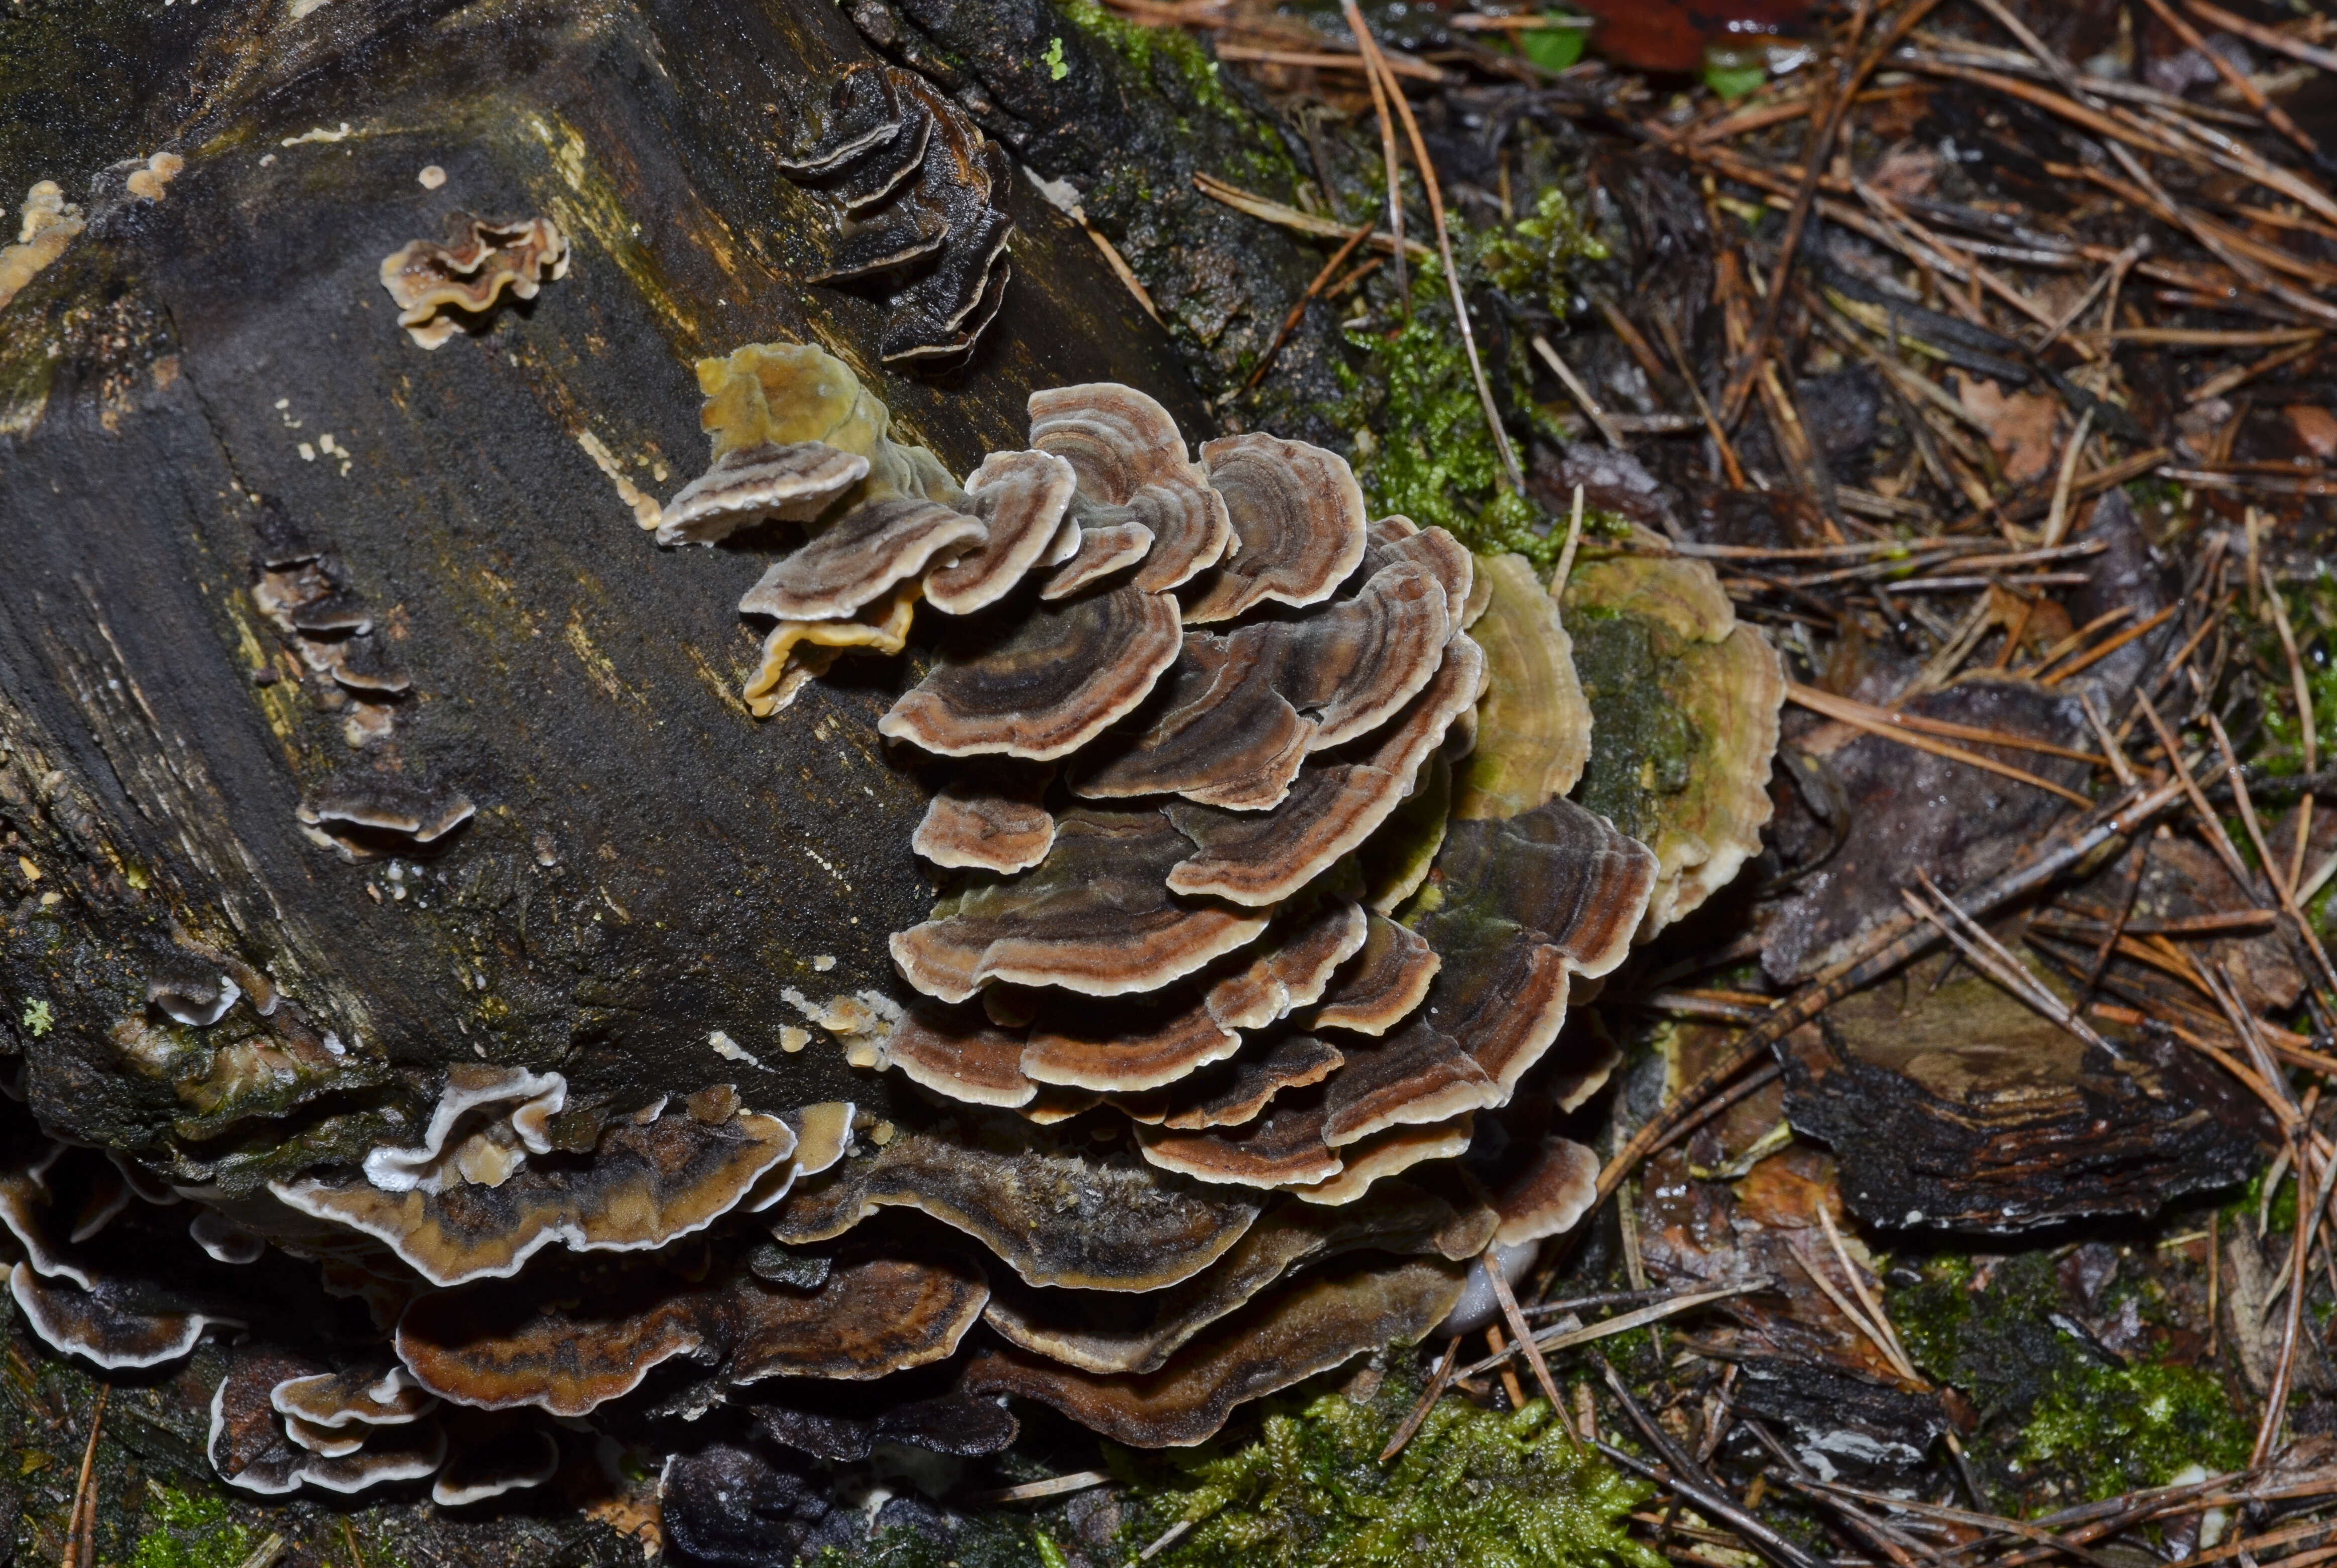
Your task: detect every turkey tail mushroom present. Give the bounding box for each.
[173,354,1785,1468]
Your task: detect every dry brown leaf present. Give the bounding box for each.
[1955,374,2061,484]
[2287,404,2337,458]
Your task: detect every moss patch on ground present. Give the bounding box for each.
[130,1484,256,1568]
[1336,190,1606,567]
[1891,1254,2250,1503]
[1112,1373,1657,1568]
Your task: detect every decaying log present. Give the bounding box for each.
[0,0,1280,1190]
[1782,957,2272,1234]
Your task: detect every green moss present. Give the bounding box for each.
[132,1484,255,1568]
[2249,574,2337,780]
[1518,16,1588,73]
[1891,1254,2250,1502]
[1569,613,1697,845]
[1056,0,1241,127]
[1114,1379,1656,1568]
[1336,194,1605,566]
[2019,1360,2252,1491]
[1479,187,1606,321]
[20,997,50,1036]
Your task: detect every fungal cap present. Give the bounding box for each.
[1043,519,1154,600]
[273,1107,796,1287]
[740,498,984,623]
[924,449,1078,615]
[656,441,871,546]
[1074,561,1451,814]
[911,778,1056,873]
[962,1255,1467,1447]
[728,1251,990,1383]
[888,809,1271,1003]
[1160,1035,1345,1132]
[298,776,475,845]
[884,1010,1038,1107]
[1028,384,1231,591]
[879,584,1182,761]
[432,1426,559,1507]
[1022,1000,1242,1094]
[1310,914,1440,1037]
[1290,1116,1475,1206]
[273,1365,441,1428]
[1182,434,1369,624]
[1451,552,1593,820]
[1135,1104,1343,1189]
[1492,1135,1602,1246]
[766,1118,1262,1291]
[695,341,890,460]
[744,584,920,717]
[361,1065,568,1193]
[10,1262,225,1369]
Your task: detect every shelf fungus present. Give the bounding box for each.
[1,348,1784,1493]
[270,1085,797,1286]
[606,349,1787,1446]
[1560,539,1786,939]
[378,212,569,348]
[782,65,1014,365]
[2,1129,248,1370]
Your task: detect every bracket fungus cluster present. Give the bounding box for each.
[781,64,1014,365]
[572,345,1788,1448]
[251,495,475,859]
[0,332,1781,1509]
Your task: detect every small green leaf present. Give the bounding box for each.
[1033,1526,1071,1568]
[1520,17,1587,73]
[1044,36,1069,80]
[1700,44,1768,100]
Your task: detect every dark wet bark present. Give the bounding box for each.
[0,0,1303,1195]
